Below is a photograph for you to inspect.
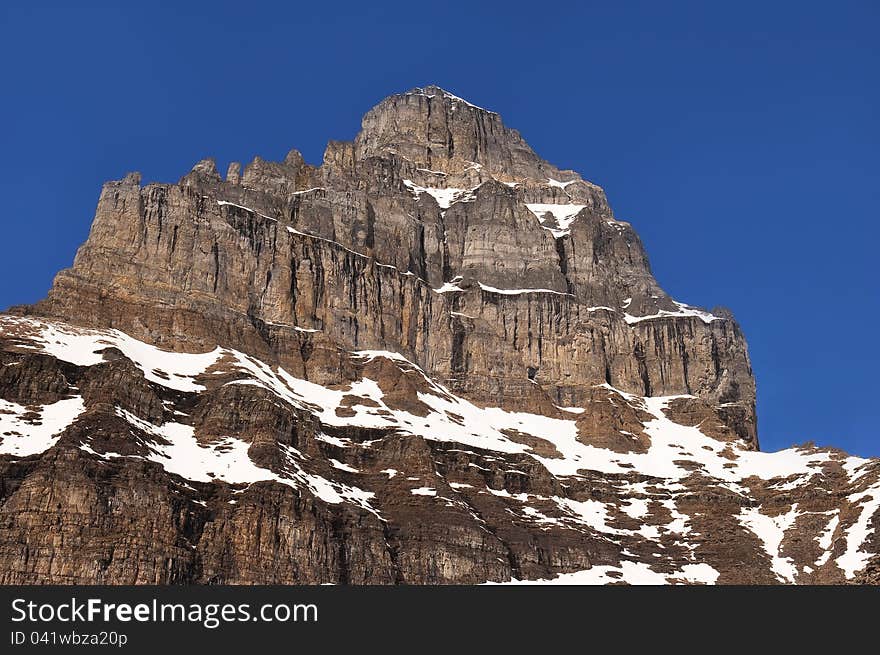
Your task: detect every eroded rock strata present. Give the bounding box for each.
[1,86,876,584]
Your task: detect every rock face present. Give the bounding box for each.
[1,86,877,584]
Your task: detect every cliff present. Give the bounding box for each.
[0,86,876,584]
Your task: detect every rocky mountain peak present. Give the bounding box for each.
[1,85,877,585]
[354,85,563,182]
[404,85,499,114]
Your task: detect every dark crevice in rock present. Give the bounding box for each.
[634,341,652,396]
[211,242,219,292]
[554,237,574,295]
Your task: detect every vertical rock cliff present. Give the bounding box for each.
[1,86,876,584]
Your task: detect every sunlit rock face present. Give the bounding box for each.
[1,87,876,585]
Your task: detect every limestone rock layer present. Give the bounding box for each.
[1,86,876,584]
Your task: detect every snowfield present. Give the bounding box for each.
[1,314,877,584]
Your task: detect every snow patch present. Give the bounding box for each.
[739,505,801,583]
[556,406,585,415]
[112,408,379,515]
[16,319,222,392]
[843,456,874,483]
[624,301,721,325]
[330,459,360,473]
[403,180,476,209]
[836,487,880,579]
[621,498,650,520]
[434,276,464,293]
[491,561,719,585]
[0,397,85,457]
[525,203,586,237]
[410,487,437,496]
[546,178,576,189]
[815,513,839,566]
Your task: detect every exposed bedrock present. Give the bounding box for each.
[8,86,855,586]
[32,93,756,442]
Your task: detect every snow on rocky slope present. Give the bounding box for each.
[1,315,876,584]
[0,86,875,584]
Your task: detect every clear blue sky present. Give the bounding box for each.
[0,1,876,456]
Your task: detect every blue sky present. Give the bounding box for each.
[0,1,877,455]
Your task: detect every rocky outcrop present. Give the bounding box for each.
[1,86,875,584]
[29,86,756,446]
[0,315,876,584]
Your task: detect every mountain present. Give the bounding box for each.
[0,85,877,584]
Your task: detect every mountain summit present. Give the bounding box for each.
[354,85,562,180]
[0,87,877,584]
